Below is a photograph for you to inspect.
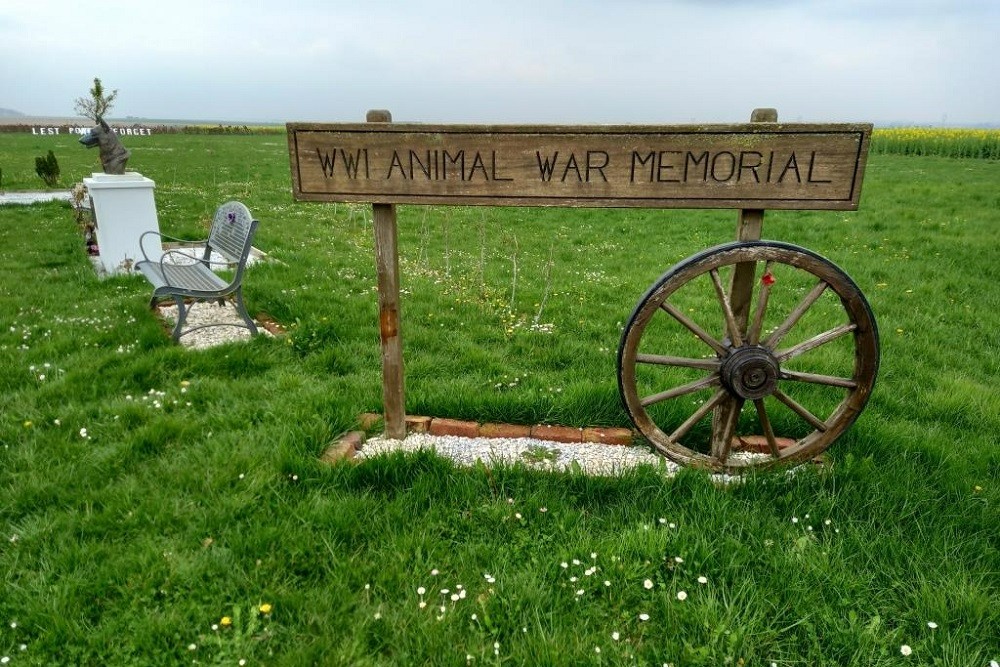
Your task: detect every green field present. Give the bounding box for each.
[1,133,998,665]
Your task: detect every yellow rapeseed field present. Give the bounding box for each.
[872,127,1000,159]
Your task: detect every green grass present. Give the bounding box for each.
[1,133,998,665]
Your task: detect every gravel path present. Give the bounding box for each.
[361,432,672,476]
[157,301,272,349]
[359,433,774,481]
[361,432,673,475]
[0,191,73,205]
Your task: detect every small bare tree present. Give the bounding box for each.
[74,77,118,122]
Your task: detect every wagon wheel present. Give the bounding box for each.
[618,240,879,473]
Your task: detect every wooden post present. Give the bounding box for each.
[710,108,778,457]
[367,109,406,439]
[730,108,777,326]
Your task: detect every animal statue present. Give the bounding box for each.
[79,119,130,174]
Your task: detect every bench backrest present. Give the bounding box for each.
[206,201,258,268]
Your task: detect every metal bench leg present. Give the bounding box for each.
[172,296,188,341]
[232,288,258,336]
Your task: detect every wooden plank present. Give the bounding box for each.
[729,107,778,329]
[367,109,406,440]
[729,207,764,323]
[712,109,774,452]
[288,121,871,210]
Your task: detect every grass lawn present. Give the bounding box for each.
[0,133,998,665]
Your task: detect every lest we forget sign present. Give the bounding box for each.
[288,122,871,211]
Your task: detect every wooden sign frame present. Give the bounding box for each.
[289,121,871,211]
[287,109,872,440]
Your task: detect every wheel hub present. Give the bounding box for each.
[720,346,780,400]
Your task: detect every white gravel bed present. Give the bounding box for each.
[158,301,272,349]
[359,433,776,481]
[0,191,73,205]
[360,432,681,477]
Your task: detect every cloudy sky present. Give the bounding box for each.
[2,0,997,126]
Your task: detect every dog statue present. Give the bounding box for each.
[79,119,131,174]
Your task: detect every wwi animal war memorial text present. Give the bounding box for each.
[289,123,871,210]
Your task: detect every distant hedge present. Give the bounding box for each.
[0,123,286,135]
[156,124,286,135]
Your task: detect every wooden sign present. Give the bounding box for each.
[288,122,871,210]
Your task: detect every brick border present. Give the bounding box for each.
[255,312,285,336]
[320,430,364,463]
[320,415,635,467]
[322,413,828,467]
[356,413,635,446]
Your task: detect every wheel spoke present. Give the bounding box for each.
[640,373,719,407]
[764,279,828,349]
[775,323,856,362]
[636,354,721,371]
[659,301,729,356]
[709,268,744,346]
[669,388,728,441]
[780,369,857,389]
[747,261,774,345]
[773,388,828,432]
[711,396,744,462]
[753,398,781,457]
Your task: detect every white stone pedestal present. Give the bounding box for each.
[83,172,161,275]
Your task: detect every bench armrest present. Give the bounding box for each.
[139,230,209,262]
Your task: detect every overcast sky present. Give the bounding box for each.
[2,0,997,126]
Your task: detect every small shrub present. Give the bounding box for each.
[74,77,118,123]
[35,150,60,187]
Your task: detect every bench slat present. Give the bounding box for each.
[138,262,228,294]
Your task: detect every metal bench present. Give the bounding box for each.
[136,201,259,341]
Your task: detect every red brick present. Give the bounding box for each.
[358,412,383,431]
[255,312,286,335]
[531,425,583,443]
[480,423,532,439]
[429,418,480,438]
[320,431,364,464]
[582,427,634,446]
[730,435,796,454]
[405,415,432,433]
